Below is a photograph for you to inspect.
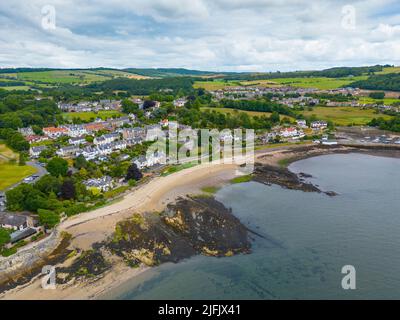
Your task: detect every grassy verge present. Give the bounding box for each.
[230,174,253,184]
[201,186,220,194]
[161,161,198,176]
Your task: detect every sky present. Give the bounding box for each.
[0,0,399,72]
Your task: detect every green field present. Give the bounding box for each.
[270,76,368,90]
[201,107,295,120]
[193,80,242,90]
[0,164,37,191]
[376,66,400,74]
[301,106,393,126]
[358,97,400,105]
[201,107,272,117]
[62,110,123,121]
[0,144,37,191]
[0,69,147,90]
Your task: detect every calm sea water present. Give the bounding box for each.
[102,153,400,299]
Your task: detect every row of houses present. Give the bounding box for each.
[58,99,121,112]
[42,115,134,139]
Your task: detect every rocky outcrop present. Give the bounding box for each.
[106,197,251,267]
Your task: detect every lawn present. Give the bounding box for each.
[0,163,37,191]
[301,106,393,126]
[270,76,368,90]
[62,110,123,121]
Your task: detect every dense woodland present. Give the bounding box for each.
[348,73,400,92]
[222,65,387,81]
[369,116,400,132]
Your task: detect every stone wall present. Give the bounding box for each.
[0,231,60,282]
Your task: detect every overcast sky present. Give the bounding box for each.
[0,0,399,71]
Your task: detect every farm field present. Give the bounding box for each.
[62,110,123,121]
[193,80,241,90]
[358,97,400,105]
[301,106,393,126]
[201,107,295,120]
[0,69,147,87]
[0,144,37,191]
[376,66,400,74]
[201,107,273,117]
[270,76,369,90]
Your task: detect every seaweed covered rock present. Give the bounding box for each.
[57,250,111,284]
[253,163,322,193]
[107,197,251,267]
[163,197,251,257]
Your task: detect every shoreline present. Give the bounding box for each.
[2,143,400,300]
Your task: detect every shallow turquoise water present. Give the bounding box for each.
[103,153,400,299]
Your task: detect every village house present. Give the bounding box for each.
[173,98,187,107]
[280,127,299,138]
[43,127,68,139]
[296,120,308,128]
[65,124,88,138]
[84,122,107,133]
[18,127,34,136]
[311,120,328,130]
[107,116,132,129]
[29,145,47,158]
[10,228,38,244]
[0,212,30,231]
[121,127,145,140]
[78,146,98,160]
[56,145,79,158]
[94,133,120,146]
[68,136,87,146]
[83,176,114,192]
[145,124,162,140]
[25,135,49,144]
[111,140,127,151]
[133,151,166,169]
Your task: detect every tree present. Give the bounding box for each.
[369,92,385,100]
[74,154,87,169]
[121,99,138,114]
[269,111,280,124]
[35,174,61,195]
[18,153,26,166]
[0,228,10,249]
[46,157,68,177]
[126,163,143,181]
[38,209,60,229]
[60,179,76,200]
